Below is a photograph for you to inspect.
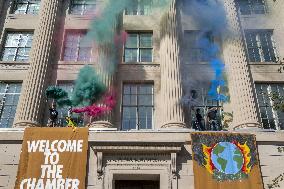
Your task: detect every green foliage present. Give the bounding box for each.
[268,92,284,112]
[45,86,68,100]
[71,65,107,106]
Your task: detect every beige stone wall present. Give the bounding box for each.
[0,130,283,189]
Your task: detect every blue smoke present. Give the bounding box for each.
[197,35,227,102]
[184,0,229,102]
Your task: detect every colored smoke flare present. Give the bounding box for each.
[71,93,116,117]
[71,65,107,107]
[197,36,228,102]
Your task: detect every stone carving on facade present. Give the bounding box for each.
[0,63,30,70]
[92,143,181,189]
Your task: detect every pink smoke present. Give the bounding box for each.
[71,93,116,117]
[114,31,128,46]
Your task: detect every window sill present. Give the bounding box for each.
[0,61,29,65]
[122,62,156,65]
[248,62,279,65]
[124,14,153,17]
[66,14,94,20]
[7,14,39,19]
[57,61,95,65]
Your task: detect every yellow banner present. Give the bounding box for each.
[14,127,89,189]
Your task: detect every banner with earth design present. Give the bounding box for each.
[191,132,263,189]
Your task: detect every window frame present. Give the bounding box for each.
[124,32,153,63]
[124,0,153,16]
[0,82,22,128]
[62,30,93,62]
[189,88,223,130]
[255,83,284,130]
[237,0,267,15]
[121,83,154,131]
[1,31,34,62]
[244,29,277,63]
[12,0,41,15]
[69,0,97,15]
[183,30,215,63]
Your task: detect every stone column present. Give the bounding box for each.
[14,0,61,127]
[222,0,261,129]
[159,0,185,128]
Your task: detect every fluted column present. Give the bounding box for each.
[14,0,61,127]
[89,44,115,128]
[159,0,185,128]
[222,0,261,129]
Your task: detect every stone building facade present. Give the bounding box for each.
[0,0,284,188]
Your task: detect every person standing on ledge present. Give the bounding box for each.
[47,102,58,127]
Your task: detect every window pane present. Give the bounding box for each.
[138,107,152,129]
[126,34,138,48]
[63,32,90,62]
[5,34,21,47]
[124,85,131,94]
[125,49,138,62]
[140,49,152,62]
[138,94,152,106]
[122,107,137,130]
[78,47,91,61]
[70,0,97,15]
[122,84,154,130]
[237,0,266,15]
[140,34,152,47]
[0,83,22,128]
[13,0,41,14]
[14,4,28,14]
[139,85,153,94]
[1,33,33,62]
[245,30,276,63]
[19,34,33,47]
[256,83,284,130]
[2,48,17,61]
[28,3,40,14]
[16,47,31,61]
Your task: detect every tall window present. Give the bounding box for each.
[237,0,266,15]
[245,30,277,62]
[125,0,152,15]
[69,0,97,15]
[56,83,84,127]
[63,31,92,62]
[124,33,153,63]
[183,31,214,63]
[1,32,33,62]
[190,89,222,130]
[255,83,284,130]
[12,0,41,14]
[122,84,154,130]
[0,83,22,128]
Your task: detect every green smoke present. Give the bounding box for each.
[71,65,107,107]
[87,0,172,45]
[46,86,68,100]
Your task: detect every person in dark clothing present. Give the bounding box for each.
[47,102,58,127]
[195,108,205,131]
[207,106,218,131]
